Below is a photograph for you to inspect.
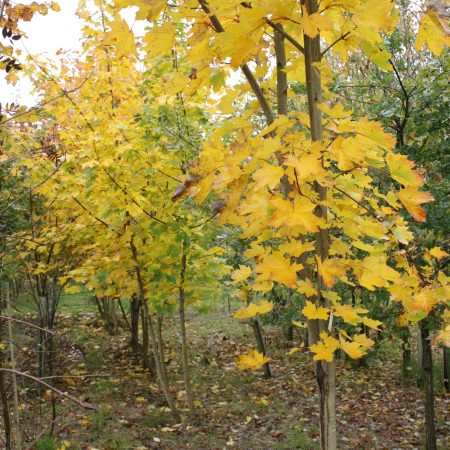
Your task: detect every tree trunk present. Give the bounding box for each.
[178,242,195,417]
[156,316,170,397]
[0,318,12,450]
[401,329,412,381]
[130,240,179,419]
[419,322,436,450]
[6,286,21,448]
[444,345,449,393]
[130,294,141,361]
[251,318,272,378]
[416,324,424,388]
[140,303,151,370]
[304,1,336,448]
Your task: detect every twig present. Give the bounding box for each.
[0,81,89,127]
[198,0,275,125]
[72,196,122,235]
[26,407,75,450]
[321,32,351,57]
[0,368,96,410]
[265,18,305,55]
[39,374,110,380]
[0,315,56,335]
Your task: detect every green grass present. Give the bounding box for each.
[36,435,57,450]
[280,428,318,449]
[5,290,132,316]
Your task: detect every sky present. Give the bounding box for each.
[0,0,142,106]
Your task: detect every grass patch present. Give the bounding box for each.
[280,428,318,450]
[36,435,57,450]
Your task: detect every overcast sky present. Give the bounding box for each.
[0,0,142,106]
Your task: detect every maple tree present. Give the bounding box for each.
[109,0,448,447]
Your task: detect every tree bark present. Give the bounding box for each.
[416,324,424,388]
[130,294,141,361]
[6,286,20,448]
[444,345,449,393]
[178,241,195,417]
[401,329,412,381]
[304,1,336,448]
[140,302,151,370]
[251,317,272,378]
[419,322,436,450]
[0,318,12,450]
[130,240,179,419]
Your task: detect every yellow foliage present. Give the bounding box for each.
[233,300,273,319]
[302,301,330,321]
[236,349,270,371]
[231,265,252,284]
[429,247,448,260]
[310,333,339,362]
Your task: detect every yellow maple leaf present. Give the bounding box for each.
[339,337,365,359]
[255,252,303,288]
[296,279,318,297]
[310,333,339,362]
[104,17,137,58]
[333,303,366,325]
[397,187,434,222]
[316,256,345,288]
[356,256,400,291]
[231,265,252,284]
[318,103,350,119]
[415,9,450,56]
[268,196,319,232]
[434,325,450,347]
[284,154,324,184]
[362,317,382,330]
[252,165,284,191]
[233,300,273,319]
[302,300,330,320]
[386,152,423,187]
[279,240,315,257]
[236,349,270,370]
[429,247,448,260]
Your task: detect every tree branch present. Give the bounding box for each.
[0,368,96,410]
[321,32,351,58]
[198,0,274,125]
[266,18,305,55]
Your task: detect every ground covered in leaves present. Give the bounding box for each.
[5,303,450,449]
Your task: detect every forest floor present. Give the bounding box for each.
[3,299,449,450]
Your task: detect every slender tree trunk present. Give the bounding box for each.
[140,303,150,370]
[130,240,179,419]
[444,346,449,393]
[0,318,12,450]
[178,241,195,416]
[401,329,412,381]
[416,324,424,387]
[6,286,20,449]
[118,299,131,332]
[304,1,336,448]
[130,295,141,361]
[419,322,436,450]
[148,309,178,419]
[251,318,272,378]
[156,316,170,396]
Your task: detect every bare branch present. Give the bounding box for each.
[0,368,96,410]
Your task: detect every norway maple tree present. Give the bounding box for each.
[110,0,448,447]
